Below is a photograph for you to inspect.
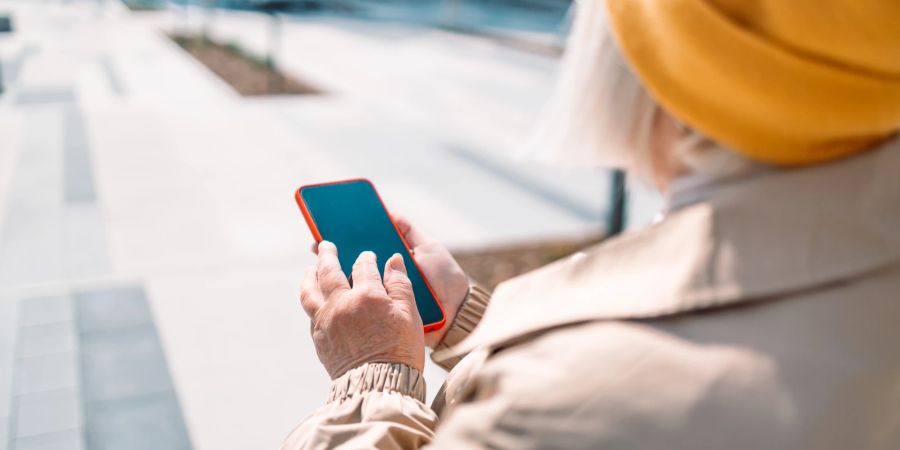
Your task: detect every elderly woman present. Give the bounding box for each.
[283,0,900,448]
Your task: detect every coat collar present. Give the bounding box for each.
[437,138,900,360]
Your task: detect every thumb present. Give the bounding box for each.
[384,254,414,304]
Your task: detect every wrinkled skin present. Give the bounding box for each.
[307,214,469,349]
[301,242,425,379]
[391,214,469,348]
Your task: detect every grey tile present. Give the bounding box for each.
[14,388,82,438]
[0,207,66,286]
[74,284,191,449]
[12,428,84,450]
[0,417,7,450]
[3,45,37,86]
[63,106,95,204]
[80,327,172,403]
[74,287,151,333]
[0,107,66,286]
[18,322,76,358]
[63,204,109,279]
[14,88,75,105]
[17,297,71,328]
[15,351,77,395]
[0,298,18,419]
[85,394,191,450]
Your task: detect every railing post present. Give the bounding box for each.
[607,169,627,236]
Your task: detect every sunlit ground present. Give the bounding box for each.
[0,1,658,449]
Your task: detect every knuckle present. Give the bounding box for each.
[362,285,386,299]
[322,272,346,288]
[349,288,369,302]
[344,291,361,304]
[299,296,318,315]
[388,272,412,287]
[386,280,413,298]
[322,270,340,281]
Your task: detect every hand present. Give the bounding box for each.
[301,241,425,379]
[308,214,469,349]
[391,214,469,348]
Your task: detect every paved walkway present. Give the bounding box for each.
[0,2,632,449]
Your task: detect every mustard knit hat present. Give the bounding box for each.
[604,0,900,166]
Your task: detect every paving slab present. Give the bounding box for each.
[0,111,24,242]
[0,296,19,420]
[14,351,78,395]
[0,106,65,286]
[74,287,152,334]
[0,417,5,450]
[12,429,84,450]
[79,327,174,404]
[17,321,76,359]
[62,105,95,203]
[17,296,71,329]
[13,388,82,439]
[15,88,75,106]
[62,202,109,279]
[75,284,191,450]
[84,394,191,450]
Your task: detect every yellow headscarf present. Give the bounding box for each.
[605,0,900,165]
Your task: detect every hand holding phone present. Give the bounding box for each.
[296,179,451,333]
[389,214,469,346]
[300,242,425,379]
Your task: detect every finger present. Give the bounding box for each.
[391,212,433,247]
[384,253,415,305]
[351,251,385,294]
[299,266,324,317]
[317,241,350,299]
[310,241,318,255]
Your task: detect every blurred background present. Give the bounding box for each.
[0,0,660,449]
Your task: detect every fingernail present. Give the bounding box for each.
[319,241,335,251]
[388,253,406,272]
[358,251,376,262]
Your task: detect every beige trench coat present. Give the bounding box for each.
[282,139,900,450]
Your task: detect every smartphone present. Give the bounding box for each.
[295,179,446,332]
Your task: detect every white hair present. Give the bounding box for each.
[523,0,758,185]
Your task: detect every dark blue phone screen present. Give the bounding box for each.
[300,180,444,326]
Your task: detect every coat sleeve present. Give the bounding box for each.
[431,283,491,371]
[277,358,517,450]
[280,363,438,450]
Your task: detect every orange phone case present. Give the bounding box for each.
[295,178,447,333]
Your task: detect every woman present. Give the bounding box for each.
[283,0,900,448]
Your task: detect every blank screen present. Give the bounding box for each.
[300,180,443,326]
